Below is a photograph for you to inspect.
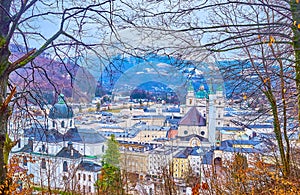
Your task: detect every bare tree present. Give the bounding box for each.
[118,0,300,177]
[0,0,133,186]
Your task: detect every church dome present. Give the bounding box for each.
[195,85,208,99]
[49,94,74,119]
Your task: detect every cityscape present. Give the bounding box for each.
[1,1,300,195]
[8,74,299,194]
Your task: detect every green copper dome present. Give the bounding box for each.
[49,94,74,119]
[195,86,209,99]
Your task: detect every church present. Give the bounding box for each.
[174,82,225,147]
[10,94,106,194]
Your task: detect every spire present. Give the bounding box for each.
[187,81,194,92]
[216,84,223,92]
[58,94,65,104]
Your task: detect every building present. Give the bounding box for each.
[10,94,106,193]
[148,145,179,176]
[176,82,225,147]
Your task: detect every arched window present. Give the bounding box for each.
[61,121,65,128]
[214,157,222,166]
[70,120,72,127]
[63,161,68,172]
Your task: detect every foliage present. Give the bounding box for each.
[232,153,248,181]
[0,156,33,194]
[103,135,120,167]
[201,156,300,195]
[95,162,124,195]
[96,102,101,112]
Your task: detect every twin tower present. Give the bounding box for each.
[178,82,225,145]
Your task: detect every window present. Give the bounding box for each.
[184,130,188,135]
[201,131,205,136]
[42,144,46,152]
[102,145,105,153]
[88,175,91,182]
[41,159,46,169]
[70,120,72,127]
[63,161,68,172]
[83,174,86,181]
[18,139,21,148]
[88,186,91,193]
[61,121,65,128]
[52,121,55,128]
[78,173,81,180]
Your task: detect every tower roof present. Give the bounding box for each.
[187,81,194,92]
[49,94,74,119]
[216,84,223,91]
[195,86,208,99]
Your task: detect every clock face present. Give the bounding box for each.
[190,137,200,147]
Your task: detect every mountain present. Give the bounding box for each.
[9,45,95,104]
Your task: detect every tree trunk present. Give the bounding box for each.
[0,75,9,183]
[290,1,300,126]
[0,0,12,184]
[265,91,289,176]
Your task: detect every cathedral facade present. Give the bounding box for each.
[177,82,225,146]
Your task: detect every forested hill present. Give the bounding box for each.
[9,44,94,104]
